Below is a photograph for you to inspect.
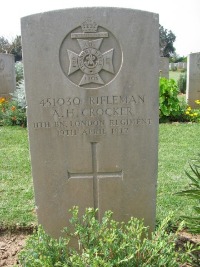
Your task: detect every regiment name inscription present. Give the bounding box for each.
[33,93,152,136]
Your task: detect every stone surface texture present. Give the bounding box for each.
[21,7,159,238]
[159,57,169,78]
[186,52,200,108]
[0,53,16,98]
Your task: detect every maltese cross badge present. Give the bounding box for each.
[67,38,114,86]
[59,18,122,89]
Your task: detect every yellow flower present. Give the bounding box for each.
[0,97,6,104]
[193,113,198,116]
[185,111,190,115]
[187,106,192,111]
[190,114,194,117]
[195,100,200,104]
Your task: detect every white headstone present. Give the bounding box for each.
[186,52,200,108]
[169,63,174,70]
[0,53,16,98]
[159,57,169,78]
[177,62,184,69]
[183,62,187,70]
[21,7,159,238]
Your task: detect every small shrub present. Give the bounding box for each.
[176,154,200,234]
[11,79,26,110]
[178,72,187,94]
[172,66,177,71]
[185,100,200,123]
[0,99,27,127]
[19,225,70,267]
[0,97,7,123]
[180,69,186,73]
[0,80,27,126]
[159,77,183,122]
[18,207,196,266]
[15,61,24,85]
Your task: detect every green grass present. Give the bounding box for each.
[157,123,200,225]
[169,70,182,82]
[0,124,200,229]
[0,126,35,228]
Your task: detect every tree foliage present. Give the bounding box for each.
[159,25,176,57]
[0,36,10,53]
[0,35,22,61]
[10,35,22,61]
[170,52,187,63]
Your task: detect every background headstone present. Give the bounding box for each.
[177,62,184,70]
[169,63,174,70]
[0,53,16,98]
[159,57,169,78]
[186,52,200,108]
[183,62,187,70]
[21,7,159,238]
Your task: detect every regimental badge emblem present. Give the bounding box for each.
[59,18,122,89]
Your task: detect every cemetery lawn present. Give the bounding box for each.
[169,70,182,82]
[0,124,200,230]
[0,126,35,230]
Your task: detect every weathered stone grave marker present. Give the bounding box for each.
[186,52,200,108]
[169,63,174,70]
[0,53,16,98]
[159,57,169,78]
[21,7,159,238]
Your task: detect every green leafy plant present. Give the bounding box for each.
[185,100,200,123]
[19,225,70,267]
[0,97,7,123]
[0,81,27,126]
[18,207,197,267]
[11,79,26,109]
[176,155,200,234]
[0,99,27,127]
[171,66,177,71]
[15,61,24,84]
[159,77,183,122]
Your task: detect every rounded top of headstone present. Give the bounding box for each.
[21,7,159,21]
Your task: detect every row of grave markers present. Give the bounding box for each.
[169,62,187,70]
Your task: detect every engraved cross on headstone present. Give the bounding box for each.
[67,142,123,219]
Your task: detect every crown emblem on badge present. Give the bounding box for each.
[81,18,98,33]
